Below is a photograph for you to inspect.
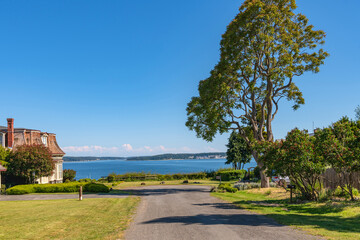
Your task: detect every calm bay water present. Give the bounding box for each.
[64,158,257,180]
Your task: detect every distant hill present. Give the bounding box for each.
[63,152,226,162]
[63,156,125,162]
[126,152,226,161]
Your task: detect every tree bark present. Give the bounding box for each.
[253,153,270,188]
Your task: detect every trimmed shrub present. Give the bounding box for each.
[214,169,246,181]
[6,185,35,195]
[6,182,109,195]
[83,183,110,193]
[218,183,238,193]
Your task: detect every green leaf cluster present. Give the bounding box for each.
[226,131,252,169]
[6,144,55,184]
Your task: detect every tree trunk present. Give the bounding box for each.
[253,153,270,188]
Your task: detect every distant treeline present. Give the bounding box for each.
[63,156,125,162]
[126,152,226,161]
[63,152,226,162]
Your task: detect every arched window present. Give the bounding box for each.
[41,134,48,147]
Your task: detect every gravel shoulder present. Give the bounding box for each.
[125,185,320,240]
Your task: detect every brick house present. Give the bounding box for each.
[0,118,65,184]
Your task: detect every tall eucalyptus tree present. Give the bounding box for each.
[186,0,328,187]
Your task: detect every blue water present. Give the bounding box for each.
[63,159,257,180]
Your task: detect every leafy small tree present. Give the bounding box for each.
[0,146,10,167]
[226,132,252,169]
[355,105,360,121]
[314,117,360,201]
[6,144,55,184]
[186,0,328,187]
[262,129,325,200]
[63,169,76,182]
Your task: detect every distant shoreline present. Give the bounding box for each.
[64,157,227,163]
[63,152,227,162]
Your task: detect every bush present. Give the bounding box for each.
[6,185,35,195]
[6,144,55,184]
[334,186,359,199]
[83,183,110,193]
[78,178,92,183]
[214,169,246,181]
[63,169,76,182]
[218,183,238,193]
[6,182,109,195]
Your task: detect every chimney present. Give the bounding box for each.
[7,118,14,148]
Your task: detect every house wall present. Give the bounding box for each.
[36,160,63,184]
[0,133,4,147]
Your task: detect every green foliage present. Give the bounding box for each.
[0,146,10,167]
[186,0,328,188]
[262,129,326,200]
[214,168,247,181]
[63,169,76,182]
[106,172,208,182]
[78,178,92,182]
[355,105,360,121]
[83,183,110,193]
[6,182,109,195]
[226,132,252,169]
[334,186,359,200]
[314,117,360,201]
[218,183,238,193]
[6,144,55,184]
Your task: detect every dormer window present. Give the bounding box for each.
[41,134,48,147]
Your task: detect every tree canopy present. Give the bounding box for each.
[186,0,328,187]
[6,144,55,184]
[355,105,360,121]
[226,132,252,170]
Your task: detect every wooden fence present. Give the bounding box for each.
[321,168,360,190]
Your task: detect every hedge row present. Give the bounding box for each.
[106,172,208,182]
[6,182,110,195]
[105,168,248,182]
[214,169,247,181]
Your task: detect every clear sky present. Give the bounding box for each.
[0,0,359,156]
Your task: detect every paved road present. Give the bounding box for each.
[0,193,128,201]
[125,185,320,240]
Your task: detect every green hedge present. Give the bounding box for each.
[103,168,249,182]
[106,172,208,182]
[6,182,110,195]
[214,169,247,181]
[218,183,238,193]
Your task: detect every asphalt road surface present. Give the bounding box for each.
[125,185,320,240]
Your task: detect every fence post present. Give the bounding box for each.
[79,186,83,201]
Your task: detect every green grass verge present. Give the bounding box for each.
[212,188,360,240]
[0,197,140,240]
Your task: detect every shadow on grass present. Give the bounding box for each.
[231,200,360,234]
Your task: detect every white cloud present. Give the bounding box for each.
[62,144,211,156]
[122,144,133,151]
[63,145,119,153]
[144,146,153,152]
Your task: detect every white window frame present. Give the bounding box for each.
[41,134,48,147]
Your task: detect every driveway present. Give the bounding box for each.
[125,185,320,240]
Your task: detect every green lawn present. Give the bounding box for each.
[0,197,140,240]
[212,188,360,240]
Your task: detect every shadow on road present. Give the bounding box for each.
[193,202,239,210]
[142,213,282,227]
[122,186,210,196]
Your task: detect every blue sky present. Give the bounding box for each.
[0,0,359,156]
